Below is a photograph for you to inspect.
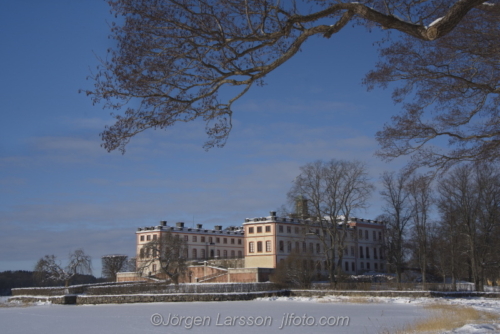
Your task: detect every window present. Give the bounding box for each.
[279,240,284,252]
[201,249,206,259]
[374,263,378,270]
[147,235,151,241]
[223,250,227,258]
[315,229,320,235]
[145,248,150,257]
[379,232,382,240]
[257,226,262,233]
[140,248,144,258]
[374,248,378,259]
[217,250,220,257]
[295,241,299,250]
[216,237,220,243]
[249,227,254,233]
[238,239,242,245]
[192,236,197,242]
[302,242,306,253]
[360,262,364,269]
[278,225,284,233]
[359,246,364,258]
[366,246,370,259]
[266,241,271,252]
[223,238,227,244]
[184,249,188,258]
[257,241,263,252]
[265,225,271,232]
[231,238,235,244]
[249,242,255,253]
[294,227,299,234]
[345,261,349,272]
[365,230,369,240]
[344,248,348,255]
[351,262,355,272]
[381,263,385,271]
[140,236,144,242]
[238,251,242,257]
[316,243,320,254]
[287,241,292,252]
[231,250,235,258]
[153,234,157,240]
[351,246,355,256]
[193,249,197,258]
[373,231,376,240]
[184,235,188,241]
[367,262,370,270]
[209,237,213,243]
[152,264,157,273]
[201,236,205,242]
[287,226,291,233]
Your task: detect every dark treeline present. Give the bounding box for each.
[0,270,102,296]
[379,163,500,291]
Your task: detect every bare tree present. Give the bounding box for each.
[34,249,93,287]
[288,159,374,284]
[474,163,500,287]
[137,231,188,284]
[84,0,494,155]
[407,174,434,286]
[101,254,129,282]
[379,171,413,283]
[439,165,482,291]
[366,4,500,171]
[270,249,318,289]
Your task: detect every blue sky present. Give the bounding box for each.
[0,1,409,275]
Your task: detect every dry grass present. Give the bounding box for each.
[390,304,498,333]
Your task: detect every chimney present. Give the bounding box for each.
[270,211,277,217]
[295,196,309,218]
[196,224,203,229]
[160,220,167,226]
[214,225,222,231]
[176,222,185,228]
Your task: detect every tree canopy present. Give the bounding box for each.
[86,0,499,170]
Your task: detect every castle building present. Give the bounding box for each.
[243,211,386,275]
[135,221,244,276]
[130,211,386,282]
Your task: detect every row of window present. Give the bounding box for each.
[248,241,321,254]
[343,246,384,259]
[344,261,385,272]
[358,229,383,241]
[277,259,385,273]
[247,240,384,260]
[140,234,158,242]
[247,225,383,242]
[139,247,243,259]
[248,226,272,234]
[139,234,242,245]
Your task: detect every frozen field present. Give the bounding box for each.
[1,296,499,334]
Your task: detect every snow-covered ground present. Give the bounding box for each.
[1,295,499,333]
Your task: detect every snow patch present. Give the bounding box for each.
[429,17,443,27]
